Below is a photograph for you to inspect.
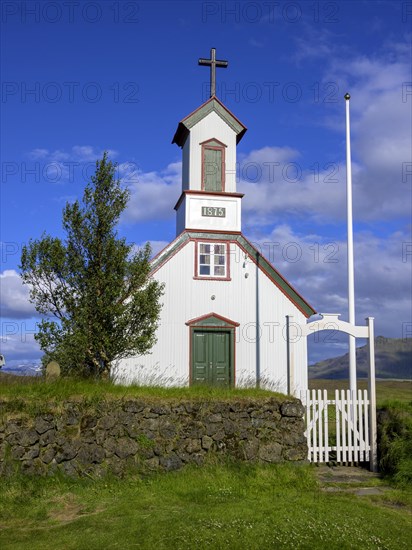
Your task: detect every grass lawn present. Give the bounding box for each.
[0,462,411,550]
[1,376,410,548]
[0,373,279,402]
[309,379,412,405]
[1,374,410,407]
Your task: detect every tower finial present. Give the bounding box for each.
[198,48,228,98]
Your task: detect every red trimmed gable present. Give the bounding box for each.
[172,96,247,147]
[148,230,316,318]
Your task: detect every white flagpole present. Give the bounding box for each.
[344,92,357,395]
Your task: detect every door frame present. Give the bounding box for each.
[200,138,227,192]
[186,313,238,387]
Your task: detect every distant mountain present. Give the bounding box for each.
[309,337,412,380]
[0,362,42,377]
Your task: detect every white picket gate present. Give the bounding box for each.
[302,389,371,465]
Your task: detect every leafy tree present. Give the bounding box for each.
[20,153,163,378]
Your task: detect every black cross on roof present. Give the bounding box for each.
[198,48,228,98]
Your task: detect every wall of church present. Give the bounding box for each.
[181,140,190,190]
[176,194,242,235]
[175,198,186,236]
[188,111,237,192]
[113,240,308,395]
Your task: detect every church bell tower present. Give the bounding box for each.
[172,48,247,236]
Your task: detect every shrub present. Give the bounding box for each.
[378,400,412,486]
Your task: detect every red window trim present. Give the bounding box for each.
[201,138,226,192]
[194,240,231,281]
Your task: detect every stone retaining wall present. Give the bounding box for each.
[0,397,307,477]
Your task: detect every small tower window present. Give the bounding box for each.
[196,242,230,279]
[201,139,226,192]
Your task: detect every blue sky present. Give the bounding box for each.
[1,0,411,369]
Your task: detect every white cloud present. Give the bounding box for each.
[28,148,49,160]
[324,50,411,165]
[148,241,170,258]
[246,224,412,341]
[0,323,41,362]
[239,147,411,224]
[0,269,38,319]
[292,27,338,65]
[239,40,411,224]
[71,146,118,162]
[71,145,98,161]
[26,146,120,184]
[15,38,410,366]
[122,162,181,223]
[238,147,347,224]
[132,241,170,259]
[285,31,412,221]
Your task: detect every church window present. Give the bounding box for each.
[197,242,228,279]
[201,139,226,192]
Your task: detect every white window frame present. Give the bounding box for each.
[197,242,227,279]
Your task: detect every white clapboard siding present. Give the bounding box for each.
[115,239,308,392]
[186,111,238,192]
[302,389,370,464]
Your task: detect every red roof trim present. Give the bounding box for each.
[212,95,248,131]
[180,97,215,124]
[236,235,315,318]
[149,233,190,276]
[180,96,246,132]
[172,97,247,147]
[149,231,316,318]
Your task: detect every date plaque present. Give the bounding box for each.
[201,206,226,218]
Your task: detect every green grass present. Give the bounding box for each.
[378,400,412,486]
[309,381,412,488]
[309,378,412,405]
[2,375,409,406]
[0,462,411,550]
[1,377,411,547]
[0,374,281,414]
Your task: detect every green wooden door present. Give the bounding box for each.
[192,330,231,386]
[203,148,222,191]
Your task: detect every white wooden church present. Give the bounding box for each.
[114,50,316,394]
